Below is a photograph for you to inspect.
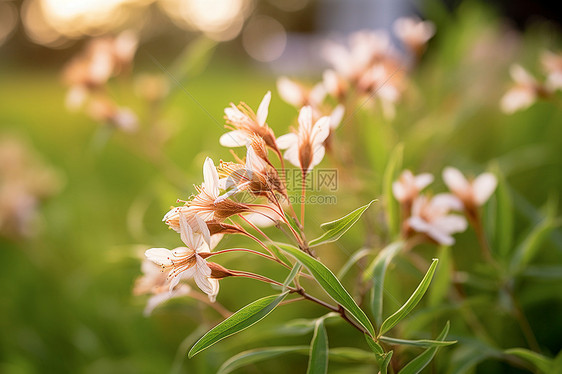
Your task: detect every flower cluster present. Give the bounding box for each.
[393,167,497,246]
[137,92,332,313]
[501,50,562,113]
[277,17,435,123]
[62,31,139,132]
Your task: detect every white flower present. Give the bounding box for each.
[276,77,326,108]
[144,284,191,316]
[145,213,219,301]
[500,65,540,114]
[407,194,467,246]
[219,91,278,151]
[323,30,393,82]
[442,167,497,208]
[134,260,191,316]
[163,158,248,230]
[276,106,330,173]
[392,170,434,203]
[393,17,435,53]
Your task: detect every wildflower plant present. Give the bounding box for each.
[54,9,562,374]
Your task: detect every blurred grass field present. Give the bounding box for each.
[1,2,562,373]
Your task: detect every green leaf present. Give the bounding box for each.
[380,351,394,374]
[278,243,375,337]
[510,218,558,275]
[284,263,302,291]
[337,248,372,279]
[365,241,404,327]
[189,292,288,358]
[383,143,404,238]
[365,334,393,371]
[428,246,451,307]
[217,346,308,374]
[268,242,292,268]
[505,348,553,373]
[397,321,450,374]
[327,348,378,364]
[273,314,339,337]
[379,259,439,336]
[379,335,456,348]
[365,334,385,356]
[307,319,329,374]
[309,200,376,247]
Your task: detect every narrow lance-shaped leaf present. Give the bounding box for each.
[277,243,375,337]
[509,217,558,275]
[307,319,329,374]
[218,345,380,374]
[397,321,450,374]
[379,335,456,348]
[326,348,378,364]
[365,334,392,371]
[217,346,309,374]
[309,200,376,247]
[383,143,404,238]
[428,246,451,307]
[505,348,553,373]
[364,241,404,327]
[379,259,439,336]
[380,351,394,374]
[284,262,302,291]
[189,292,288,358]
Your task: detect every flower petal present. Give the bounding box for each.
[145,247,174,267]
[473,173,497,205]
[194,213,211,250]
[179,214,196,249]
[203,157,219,197]
[219,130,249,148]
[414,173,434,191]
[442,167,469,196]
[432,193,463,211]
[311,116,331,145]
[329,104,345,130]
[276,133,298,150]
[309,144,326,172]
[256,91,271,127]
[283,146,301,168]
[432,215,468,235]
[277,77,304,107]
[298,106,313,134]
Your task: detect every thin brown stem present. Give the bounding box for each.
[301,171,306,224]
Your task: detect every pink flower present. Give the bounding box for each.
[407,194,467,246]
[145,213,219,301]
[276,106,330,174]
[277,77,326,108]
[442,167,497,209]
[500,65,543,114]
[393,17,435,55]
[219,91,279,153]
[393,170,434,204]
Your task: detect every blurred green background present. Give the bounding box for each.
[1,0,562,373]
